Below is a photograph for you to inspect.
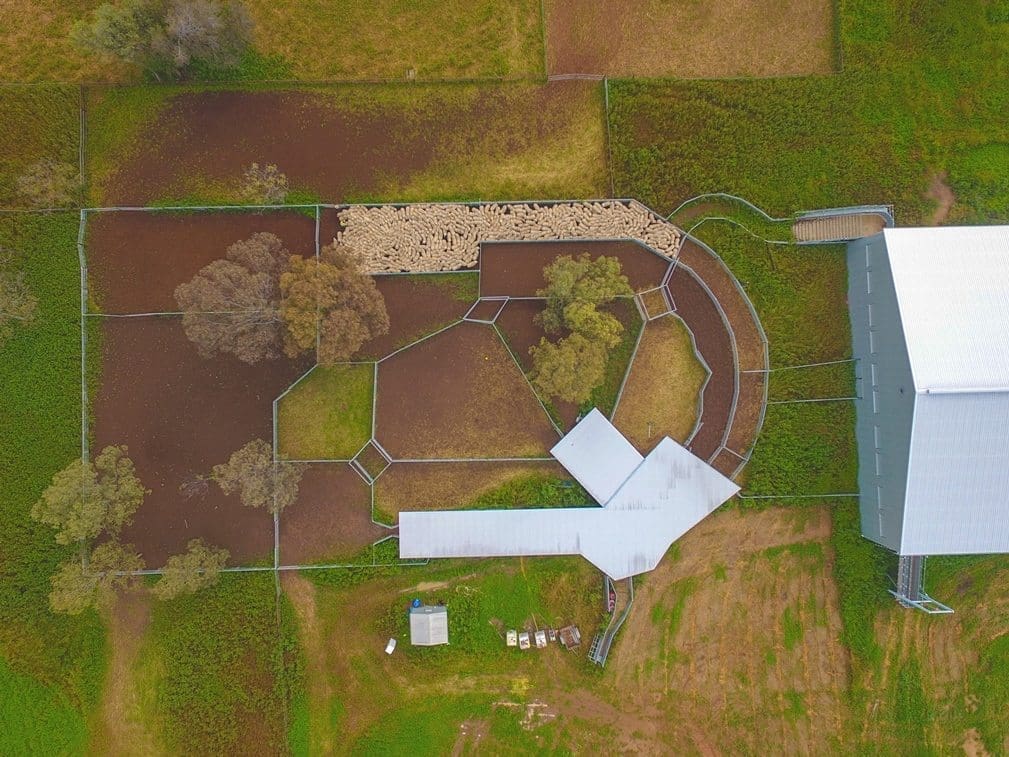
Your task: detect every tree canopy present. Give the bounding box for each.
[49,542,145,615]
[279,244,390,364]
[31,446,148,545]
[530,254,632,405]
[152,539,229,599]
[241,163,289,205]
[72,0,253,77]
[174,232,289,363]
[212,438,304,515]
[15,160,79,209]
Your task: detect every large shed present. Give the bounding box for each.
[847,226,1009,604]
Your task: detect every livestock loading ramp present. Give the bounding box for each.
[589,575,634,666]
[792,205,894,244]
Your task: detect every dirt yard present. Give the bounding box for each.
[545,0,836,78]
[374,460,574,521]
[278,463,386,565]
[85,209,316,313]
[375,322,559,459]
[89,81,607,206]
[94,317,310,566]
[604,506,853,753]
[479,239,670,297]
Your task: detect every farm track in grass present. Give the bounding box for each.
[545,0,836,78]
[86,82,608,207]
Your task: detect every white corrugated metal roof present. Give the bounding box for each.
[409,605,449,646]
[900,391,1009,555]
[398,435,740,580]
[884,226,1009,392]
[549,408,643,503]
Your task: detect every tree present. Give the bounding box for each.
[240,162,289,205]
[151,538,228,599]
[536,254,631,334]
[71,0,252,77]
[529,333,609,405]
[174,232,289,363]
[31,445,148,545]
[529,254,633,404]
[279,244,389,364]
[212,438,304,515]
[15,159,79,209]
[49,541,145,615]
[0,252,38,347]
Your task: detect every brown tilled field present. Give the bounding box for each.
[545,0,836,78]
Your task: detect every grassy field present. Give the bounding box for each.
[0,213,105,725]
[0,658,88,755]
[277,364,375,460]
[0,86,80,208]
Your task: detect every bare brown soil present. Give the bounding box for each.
[86,209,316,313]
[678,240,765,371]
[479,239,670,296]
[279,463,385,565]
[356,443,390,481]
[374,460,573,521]
[726,369,766,457]
[666,265,734,462]
[91,591,162,757]
[375,322,559,458]
[607,506,852,753]
[545,0,835,78]
[927,172,956,225]
[356,274,476,359]
[466,298,505,321]
[638,287,670,318]
[95,317,310,565]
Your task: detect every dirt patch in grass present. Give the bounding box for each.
[375,322,558,458]
[926,172,956,225]
[374,460,574,521]
[545,0,836,78]
[665,266,734,462]
[279,463,384,565]
[356,273,477,360]
[608,506,851,753]
[89,82,607,206]
[612,314,707,452]
[277,364,374,461]
[355,443,390,481]
[95,317,310,565]
[480,239,669,297]
[91,592,162,757]
[85,209,316,313]
[677,239,765,371]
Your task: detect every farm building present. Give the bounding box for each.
[409,605,449,646]
[398,409,740,580]
[847,226,1009,610]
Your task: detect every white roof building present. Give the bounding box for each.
[398,410,740,579]
[409,605,448,646]
[847,226,1009,555]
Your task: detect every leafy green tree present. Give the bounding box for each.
[15,159,79,209]
[31,446,148,545]
[70,0,163,67]
[212,438,305,515]
[152,539,228,599]
[530,333,609,405]
[49,542,145,615]
[536,254,631,334]
[0,252,38,347]
[241,162,289,205]
[530,254,632,404]
[174,232,289,363]
[279,243,389,364]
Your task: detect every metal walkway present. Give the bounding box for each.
[792,205,894,244]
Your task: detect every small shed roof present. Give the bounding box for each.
[409,605,448,646]
[549,408,643,503]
